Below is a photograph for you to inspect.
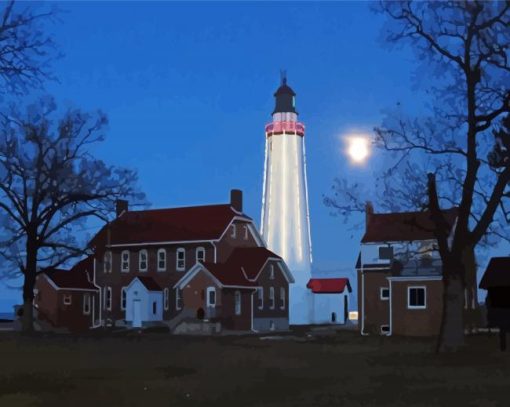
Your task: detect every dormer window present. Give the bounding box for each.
[121,250,130,272]
[139,249,148,272]
[230,224,236,238]
[103,251,112,273]
[176,248,185,271]
[157,249,166,271]
[196,247,205,263]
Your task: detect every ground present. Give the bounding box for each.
[0,328,508,407]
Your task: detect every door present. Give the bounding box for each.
[133,300,142,328]
[344,295,349,324]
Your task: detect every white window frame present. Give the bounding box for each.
[105,286,112,311]
[120,287,127,311]
[257,287,264,310]
[407,286,426,309]
[234,290,241,315]
[63,294,72,305]
[139,249,148,272]
[206,287,216,307]
[176,248,186,271]
[121,250,130,273]
[196,247,205,264]
[175,288,183,310]
[164,288,169,311]
[380,287,390,301]
[269,287,275,310]
[230,224,236,238]
[103,251,112,273]
[83,293,91,315]
[280,287,285,310]
[243,225,249,240]
[269,265,275,280]
[157,249,166,272]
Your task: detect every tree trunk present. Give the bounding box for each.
[436,262,465,352]
[22,238,37,333]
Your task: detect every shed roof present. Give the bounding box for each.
[480,257,510,289]
[306,278,352,294]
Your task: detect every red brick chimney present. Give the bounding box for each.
[116,199,128,218]
[230,189,243,212]
[365,201,374,231]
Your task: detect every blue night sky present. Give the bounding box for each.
[0,1,456,310]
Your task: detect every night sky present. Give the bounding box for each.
[0,2,471,310]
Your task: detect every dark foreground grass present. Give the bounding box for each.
[0,330,508,407]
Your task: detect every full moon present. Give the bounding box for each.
[346,136,370,163]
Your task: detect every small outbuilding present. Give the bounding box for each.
[124,276,163,328]
[307,278,352,325]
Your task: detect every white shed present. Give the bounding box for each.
[307,278,352,325]
[125,276,163,328]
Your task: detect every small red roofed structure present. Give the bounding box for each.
[306,278,352,325]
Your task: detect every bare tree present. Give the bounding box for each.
[0,97,146,332]
[326,1,510,351]
[0,1,58,95]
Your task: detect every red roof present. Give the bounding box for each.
[44,268,97,291]
[136,276,162,291]
[307,278,351,294]
[362,208,457,243]
[91,204,250,247]
[223,247,282,280]
[202,262,257,288]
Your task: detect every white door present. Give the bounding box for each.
[133,300,142,328]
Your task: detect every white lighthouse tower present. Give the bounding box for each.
[261,74,313,325]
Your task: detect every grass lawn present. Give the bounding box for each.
[0,329,508,407]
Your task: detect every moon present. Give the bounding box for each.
[346,136,370,164]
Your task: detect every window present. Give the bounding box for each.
[139,249,148,272]
[230,224,236,238]
[196,247,205,263]
[235,290,241,315]
[175,288,183,310]
[408,286,426,309]
[269,287,275,309]
[121,250,130,272]
[379,246,393,260]
[269,265,275,280]
[164,288,169,311]
[206,287,216,307]
[157,249,166,271]
[380,287,390,300]
[152,301,157,315]
[176,248,185,271]
[280,287,286,310]
[63,294,72,305]
[257,287,264,309]
[83,293,91,315]
[105,287,112,311]
[103,251,112,273]
[121,287,127,310]
[243,225,249,240]
[331,312,337,323]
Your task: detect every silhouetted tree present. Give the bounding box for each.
[326,1,510,351]
[0,97,145,332]
[0,1,58,95]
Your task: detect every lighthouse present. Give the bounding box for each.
[261,74,313,325]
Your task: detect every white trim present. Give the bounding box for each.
[380,287,390,300]
[269,264,275,280]
[407,286,426,309]
[164,287,169,310]
[83,293,91,315]
[176,247,186,271]
[206,287,216,307]
[63,293,72,305]
[175,288,183,310]
[387,276,442,282]
[243,225,249,240]
[250,291,257,332]
[41,274,98,292]
[234,290,241,315]
[121,250,130,273]
[280,287,285,310]
[157,248,166,272]
[257,287,264,310]
[139,249,148,272]
[247,223,265,247]
[105,286,112,311]
[120,287,127,311]
[388,279,393,336]
[230,224,236,239]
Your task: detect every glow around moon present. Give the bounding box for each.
[345,135,370,164]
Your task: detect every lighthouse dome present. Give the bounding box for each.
[273,76,297,115]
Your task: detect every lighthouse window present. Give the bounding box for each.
[292,96,295,108]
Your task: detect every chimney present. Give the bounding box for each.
[365,201,374,230]
[230,189,243,212]
[116,199,128,218]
